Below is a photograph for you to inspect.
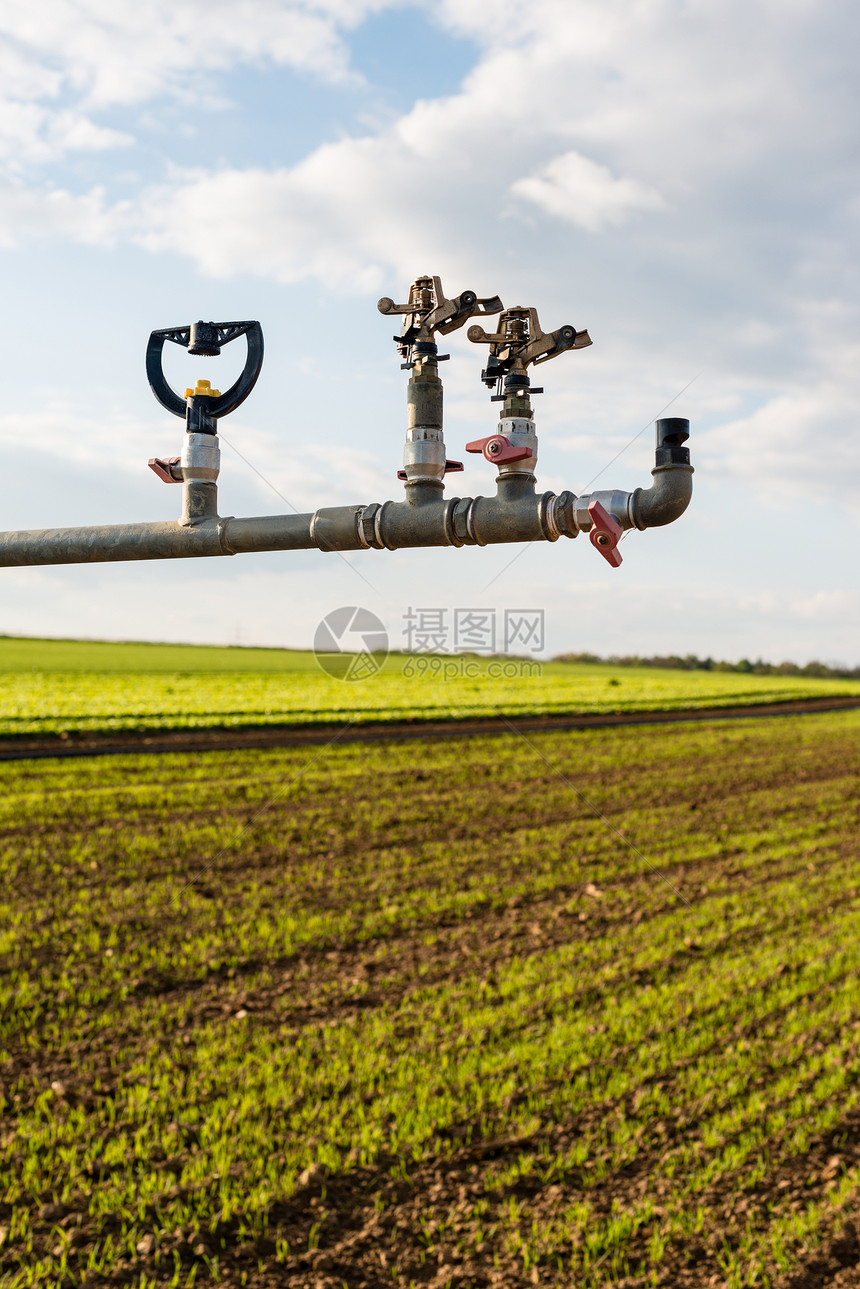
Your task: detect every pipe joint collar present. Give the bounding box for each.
[310,505,367,552]
[496,415,537,476]
[181,433,220,485]
[403,429,447,483]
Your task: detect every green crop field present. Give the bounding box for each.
[1,710,859,1288]
[0,637,858,738]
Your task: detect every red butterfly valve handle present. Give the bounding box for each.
[465,434,532,465]
[587,498,624,568]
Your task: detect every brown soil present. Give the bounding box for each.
[3,713,860,1287]
[2,693,858,762]
[9,873,860,1289]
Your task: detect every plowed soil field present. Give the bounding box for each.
[2,710,860,1289]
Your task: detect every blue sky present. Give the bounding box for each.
[0,0,857,663]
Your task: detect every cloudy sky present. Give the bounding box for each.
[0,0,857,663]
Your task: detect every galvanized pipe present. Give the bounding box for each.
[225,513,315,554]
[0,517,232,566]
[0,421,692,568]
[0,304,693,570]
[0,467,691,567]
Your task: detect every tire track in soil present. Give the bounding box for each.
[0,694,858,761]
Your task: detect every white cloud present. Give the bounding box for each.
[1,0,390,103]
[0,0,396,173]
[133,157,419,292]
[697,304,860,508]
[0,105,132,165]
[511,151,664,232]
[0,177,122,246]
[1,0,855,311]
[737,588,860,624]
[0,0,858,662]
[107,0,856,316]
[1,1,856,525]
[0,406,166,471]
[0,405,396,519]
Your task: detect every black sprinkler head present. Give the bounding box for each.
[187,321,222,357]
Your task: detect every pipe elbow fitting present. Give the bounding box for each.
[631,465,693,529]
[631,417,693,530]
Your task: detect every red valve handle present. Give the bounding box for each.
[465,434,532,465]
[148,456,182,484]
[587,498,623,568]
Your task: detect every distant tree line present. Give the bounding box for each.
[552,652,860,680]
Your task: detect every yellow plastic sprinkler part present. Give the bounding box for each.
[185,379,221,398]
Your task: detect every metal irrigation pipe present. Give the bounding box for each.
[0,284,693,570]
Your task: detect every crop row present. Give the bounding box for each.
[0,712,858,1287]
[1,651,859,737]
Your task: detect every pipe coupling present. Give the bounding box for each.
[570,489,634,532]
[496,416,537,475]
[403,427,447,484]
[310,505,368,552]
[181,433,220,485]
